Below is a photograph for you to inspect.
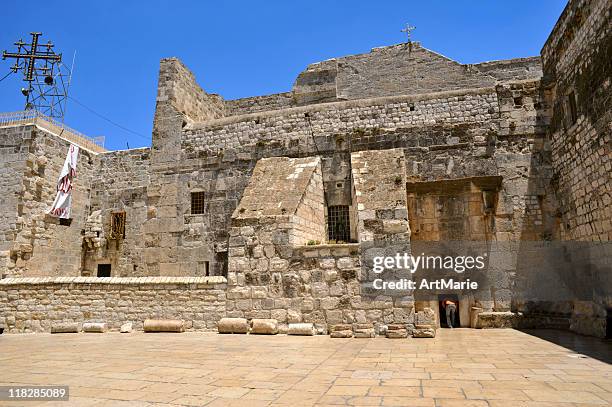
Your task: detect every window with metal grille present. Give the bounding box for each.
[327,205,350,243]
[109,211,126,239]
[191,191,205,215]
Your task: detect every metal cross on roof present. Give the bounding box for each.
[400,24,416,43]
[3,32,62,81]
[2,32,71,120]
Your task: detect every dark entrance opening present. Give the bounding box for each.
[97,264,111,277]
[438,294,460,328]
[606,308,612,339]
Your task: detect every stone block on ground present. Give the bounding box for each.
[287,323,315,336]
[329,324,353,338]
[120,322,133,333]
[353,323,375,338]
[218,317,249,334]
[412,324,436,338]
[386,323,408,339]
[143,319,185,333]
[51,322,81,333]
[387,329,409,338]
[82,322,107,333]
[251,319,278,335]
[477,311,519,328]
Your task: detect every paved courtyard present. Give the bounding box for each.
[0,329,610,406]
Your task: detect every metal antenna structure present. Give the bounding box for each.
[2,32,73,120]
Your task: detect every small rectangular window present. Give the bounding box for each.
[97,264,111,277]
[327,205,350,243]
[191,191,205,215]
[109,211,126,239]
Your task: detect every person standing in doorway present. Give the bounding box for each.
[444,299,457,328]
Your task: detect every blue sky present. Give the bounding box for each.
[1,1,567,151]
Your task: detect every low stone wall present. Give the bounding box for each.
[0,276,227,333]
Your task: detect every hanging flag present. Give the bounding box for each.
[48,144,79,219]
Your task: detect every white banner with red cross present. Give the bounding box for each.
[48,144,79,219]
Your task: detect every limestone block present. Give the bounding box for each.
[412,324,436,338]
[470,307,483,328]
[251,319,278,335]
[287,323,315,336]
[330,330,353,338]
[143,319,185,333]
[386,323,408,338]
[330,323,352,332]
[120,322,133,333]
[82,322,107,333]
[329,323,353,338]
[51,322,81,333]
[218,317,249,334]
[354,328,375,338]
[477,312,518,328]
[387,329,408,339]
[353,323,375,338]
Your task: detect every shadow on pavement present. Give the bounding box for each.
[521,329,612,365]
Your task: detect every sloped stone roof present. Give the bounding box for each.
[232,156,321,219]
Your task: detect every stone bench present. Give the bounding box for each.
[218,318,249,334]
[143,319,185,333]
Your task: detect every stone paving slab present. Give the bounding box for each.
[0,329,610,406]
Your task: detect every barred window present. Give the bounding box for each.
[327,205,350,243]
[191,191,205,215]
[109,211,126,239]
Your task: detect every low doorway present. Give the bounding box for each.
[438,294,460,328]
[97,264,111,277]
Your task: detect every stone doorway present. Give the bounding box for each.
[438,294,460,328]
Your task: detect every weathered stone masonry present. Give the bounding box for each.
[0,0,610,336]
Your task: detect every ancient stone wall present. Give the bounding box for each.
[185,89,500,152]
[474,57,543,82]
[0,276,227,333]
[540,0,611,337]
[83,148,151,276]
[225,92,294,116]
[227,230,421,332]
[351,149,410,242]
[0,126,99,278]
[334,44,498,100]
[541,0,611,242]
[152,57,225,167]
[225,44,542,116]
[0,126,28,274]
[155,58,225,124]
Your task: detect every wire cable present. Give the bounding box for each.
[0,71,14,83]
[67,95,149,140]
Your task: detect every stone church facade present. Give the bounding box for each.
[0,0,610,337]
